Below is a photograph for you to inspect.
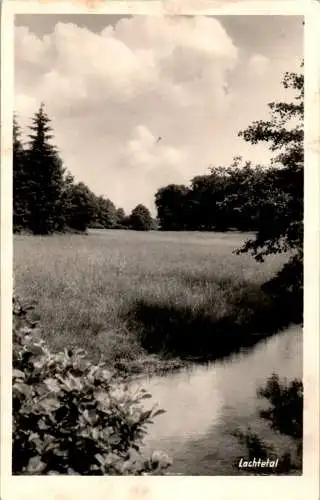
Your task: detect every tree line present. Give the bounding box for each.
[13,104,155,235]
[155,159,273,232]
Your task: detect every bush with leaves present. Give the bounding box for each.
[13,296,171,475]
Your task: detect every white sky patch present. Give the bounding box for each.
[248,53,270,76]
[14,15,302,214]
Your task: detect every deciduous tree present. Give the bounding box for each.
[129,204,154,231]
[155,184,190,230]
[236,66,303,321]
[236,67,303,262]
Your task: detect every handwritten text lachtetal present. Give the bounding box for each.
[238,457,279,469]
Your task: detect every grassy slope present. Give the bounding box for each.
[14,230,289,373]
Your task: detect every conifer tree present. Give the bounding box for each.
[25,103,65,234]
[13,114,28,232]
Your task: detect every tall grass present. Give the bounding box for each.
[14,230,289,366]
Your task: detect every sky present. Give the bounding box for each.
[14,14,303,214]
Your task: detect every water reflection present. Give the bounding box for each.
[138,326,302,475]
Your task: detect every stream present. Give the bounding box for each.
[137,326,302,475]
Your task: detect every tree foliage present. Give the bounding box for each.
[90,196,118,229]
[155,184,191,230]
[62,180,94,232]
[115,208,126,228]
[236,68,303,262]
[234,67,304,321]
[155,163,278,233]
[129,204,154,231]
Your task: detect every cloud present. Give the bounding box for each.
[14,15,300,213]
[247,53,269,76]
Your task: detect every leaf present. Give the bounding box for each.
[91,427,99,440]
[26,455,46,474]
[66,374,83,391]
[35,382,50,398]
[13,382,33,398]
[95,453,105,465]
[39,397,60,413]
[44,377,61,393]
[13,369,25,379]
[82,409,96,425]
[94,389,108,402]
[38,419,48,430]
[28,433,44,452]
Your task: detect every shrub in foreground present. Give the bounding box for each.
[13,296,171,475]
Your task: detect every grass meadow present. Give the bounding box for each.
[14,230,289,372]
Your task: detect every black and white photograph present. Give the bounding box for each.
[1,1,319,492]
